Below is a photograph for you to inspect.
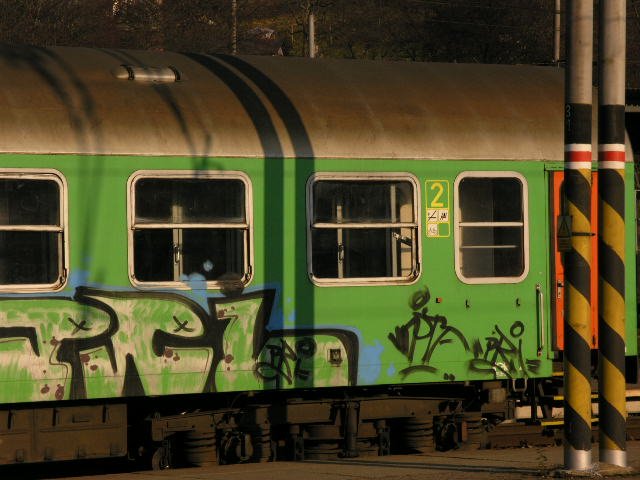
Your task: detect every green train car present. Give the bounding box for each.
[0,45,636,467]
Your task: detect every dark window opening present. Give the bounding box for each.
[457,176,526,280]
[132,176,250,285]
[309,178,418,282]
[0,178,63,287]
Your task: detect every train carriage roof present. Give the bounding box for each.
[0,45,564,160]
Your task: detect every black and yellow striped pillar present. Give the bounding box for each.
[597,0,627,467]
[564,146,594,471]
[564,0,594,471]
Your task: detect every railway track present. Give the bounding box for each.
[486,415,640,449]
[1,417,639,479]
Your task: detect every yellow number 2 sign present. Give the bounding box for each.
[425,180,450,238]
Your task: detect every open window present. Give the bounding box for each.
[128,171,252,289]
[454,172,528,283]
[307,174,420,286]
[0,171,67,291]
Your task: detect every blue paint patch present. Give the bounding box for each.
[387,363,396,377]
[178,273,209,306]
[71,269,91,287]
[358,340,384,384]
[285,311,296,326]
[0,270,101,298]
[180,272,207,291]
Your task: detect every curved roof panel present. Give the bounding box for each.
[0,45,564,160]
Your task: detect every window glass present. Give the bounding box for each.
[458,178,522,223]
[135,178,245,224]
[131,174,250,286]
[0,232,60,285]
[0,179,60,226]
[0,177,64,288]
[132,229,173,282]
[456,175,526,281]
[309,177,418,283]
[313,181,414,224]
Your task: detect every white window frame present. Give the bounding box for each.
[307,172,421,287]
[0,169,68,293]
[127,170,253,290]
[454,171,529,284]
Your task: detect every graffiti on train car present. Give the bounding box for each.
[211,292,358,391]
[469,321,542,379]
[0,287,357,402]
[389,286,541,380]
[255,337,317,385]
[388,286,470,379]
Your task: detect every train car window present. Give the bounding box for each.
[454,172,529,284]
[129,171,252,289]
[0,172,67,291]
[307,174,420,286]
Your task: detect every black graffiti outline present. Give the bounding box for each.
[0,288,213,399]
[0,327,40,356]
[261,329,359,387]
[255,337,315,387]
[210,292,359,388]
[79,287,220,394]
[388,286,469,378]
[172,315,195,333]
[256,328,359,387]
[57,290,120,399]
[0,295,117,400]
[469,321,541,379]
[0,286,360,399]
[67,317,91,334]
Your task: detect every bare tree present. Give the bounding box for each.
[0,0,118,47]
[0,0,637,87]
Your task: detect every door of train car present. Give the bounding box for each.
[550,171,599,350]
[449,168,551,381]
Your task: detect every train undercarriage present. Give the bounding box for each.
[2,370,639,470]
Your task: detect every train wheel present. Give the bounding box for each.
[151,444,171,470]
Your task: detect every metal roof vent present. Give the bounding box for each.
[113,65,181,82]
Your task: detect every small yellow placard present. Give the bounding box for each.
[425,180,450,238]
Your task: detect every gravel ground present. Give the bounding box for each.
[23,441,640,480]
